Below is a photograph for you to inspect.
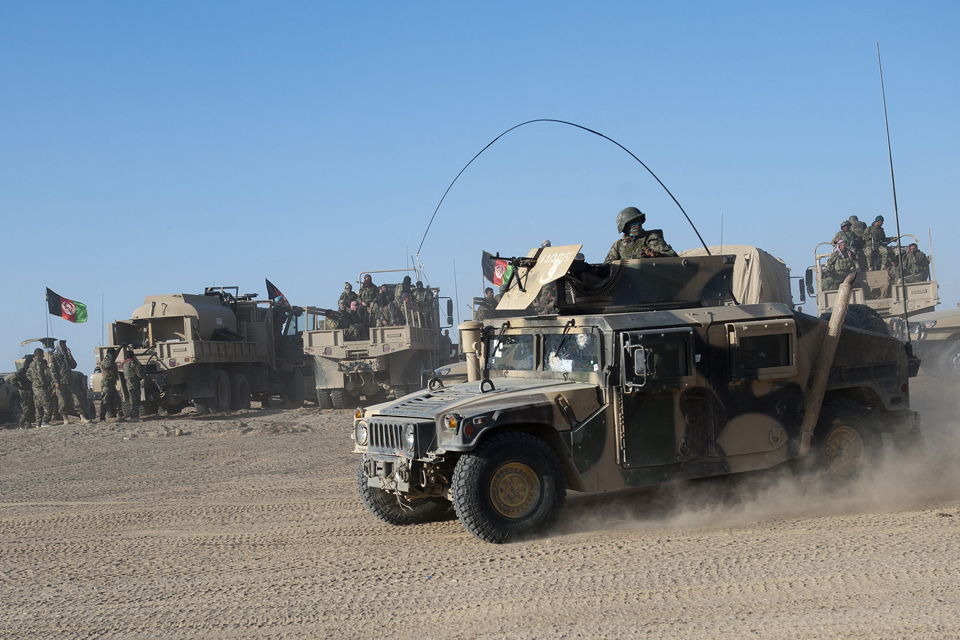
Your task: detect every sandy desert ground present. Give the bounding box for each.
[1,378,959,639]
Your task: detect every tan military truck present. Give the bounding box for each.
[353,244,921,543]
[96,287,314,415]
[906,305,960,379]
[807,234,938,334]
[302,270,455,409]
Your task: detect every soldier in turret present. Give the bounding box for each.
[605,207,677,263]
[822,239,859,291]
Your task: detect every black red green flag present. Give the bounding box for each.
[265,279,290,307]
[482,251,513,286]
[46,288,87,323]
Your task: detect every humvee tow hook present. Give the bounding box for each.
[798,271,857,458]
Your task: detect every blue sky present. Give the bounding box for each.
[2,1,958,371]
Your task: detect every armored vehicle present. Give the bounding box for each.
[302,270,454,409]
[353,244,921,543]
[96,286,314,415]
[808,234,938,333]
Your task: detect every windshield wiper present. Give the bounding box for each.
[552,319,577,355]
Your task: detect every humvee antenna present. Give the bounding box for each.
[414,119,711,259]
[877,42,910,343]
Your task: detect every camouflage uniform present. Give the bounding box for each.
[895,247,930,284]
[605,229,677,262]
[847,215,868,239]
[863,220,893,270]
[371,288,394,327]
[831,222,858,247]
[358,280,378,323]
[50,350,84,419]
[12,362,35,428]
[339,283,358,307]
[342,308,367,340]
[122,355,146,421]
[26,357,56,425]
[534,282,558,315]
[99,352,121,421]
[822,245,859,291]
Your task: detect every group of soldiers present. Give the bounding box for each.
[10,340,147,429]
[327,274,436,340]
[823,215,930,291]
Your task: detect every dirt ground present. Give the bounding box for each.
[1,379,959,639]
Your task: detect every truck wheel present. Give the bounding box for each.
[820,304,889,336]
[330,389,346,409]
[451,432,566,543]
[284,370,305,407]
[936,340,960,380]
[316,389,333,410]
[84,399,96,420]
[809,400,880,481]
[357,462,450,525]
[231,374,251,411]
[209,369,231,413]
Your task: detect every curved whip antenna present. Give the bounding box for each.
[415,118,711,259]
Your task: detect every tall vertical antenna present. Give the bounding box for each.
[877,41,910,343]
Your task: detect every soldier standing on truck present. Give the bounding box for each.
[358,275,378,323]
[371,285,393,327]
[26,349,56,427]
[13,355,35,428]
[122,347,145,423]
[605,207,677,262]
[863,215,894,270]
[50,341,89,424]
[99,348,121,422]
[847,214,868,239]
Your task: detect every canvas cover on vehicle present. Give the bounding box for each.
[679,245,793,307]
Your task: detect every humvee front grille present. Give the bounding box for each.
[369,420,405,450]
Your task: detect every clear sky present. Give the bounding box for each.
[2,1,958,372]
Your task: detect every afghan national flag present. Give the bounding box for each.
[265,279,290,307]
[46,288,87,323]
[482,251,513,286]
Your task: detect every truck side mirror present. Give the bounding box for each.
[805,268,815,296]
[797,278,805,303]
[446,299,453,325]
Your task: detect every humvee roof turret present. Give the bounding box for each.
[353,246,921,543]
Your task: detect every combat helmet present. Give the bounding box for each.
[840,220,851,228]
[616,207,646,234]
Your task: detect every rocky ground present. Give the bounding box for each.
[1,380,958,639]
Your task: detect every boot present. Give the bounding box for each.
[80,415,90,424]
[40,420,51,427]
[62,415,70,425]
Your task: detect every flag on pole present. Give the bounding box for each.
[46,288,87,323]
[265,279,290,307]
[482,251,513,287]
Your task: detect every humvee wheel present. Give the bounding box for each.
[811,400,880,481]
[316,389,333,410]
[451,432,566,543]
[936,339,960,380]
[231,374,251,411]
[356,462,450,525]
[330,389,346,409]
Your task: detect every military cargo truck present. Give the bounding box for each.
[302,270,455,409]
[906,305,960,380]
[353,245,921,543]
[96,286,314,415]
[807,234,938,333]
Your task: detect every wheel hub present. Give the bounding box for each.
[489,462,541,519]
[824,425,865,476]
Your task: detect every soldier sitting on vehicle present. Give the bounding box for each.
[832,220,858,247]
[847,214,868,239]
[339,282,358,307]
[475,287,497,321]
[893,243,931,284]
[822,239,860,291]
[343,301,368,340]
[357,274,378,322]
[605,207,677,263]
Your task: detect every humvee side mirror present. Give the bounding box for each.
[446,299,453,325]
[805,268,815,296]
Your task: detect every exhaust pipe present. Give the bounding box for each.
[458,321,483,383]
[797,272,857,458]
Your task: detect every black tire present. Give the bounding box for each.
[356,461,451,525]
[84,399,96,421]
[316,389,333,410]
[284,369,305,407]
[820,304,889,336]
[164,401,187,415]
[330,388,346,410]
[209,369,231,413]
[451,431,566,543]
[936,339,960,380]
[806,399,881,482]
[230,374,251,411]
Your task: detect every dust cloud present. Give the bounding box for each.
[555,375,960,538]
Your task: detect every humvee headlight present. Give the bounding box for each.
[355,421,368,446]
[404,425,416,451]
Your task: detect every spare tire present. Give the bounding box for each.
[820,304,889,336]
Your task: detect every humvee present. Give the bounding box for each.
[907,305,960,380]
[353,245,921,543]
[96,286,314,415]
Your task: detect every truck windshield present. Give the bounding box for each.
[544,333,600,373]
[488,335,535,371]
